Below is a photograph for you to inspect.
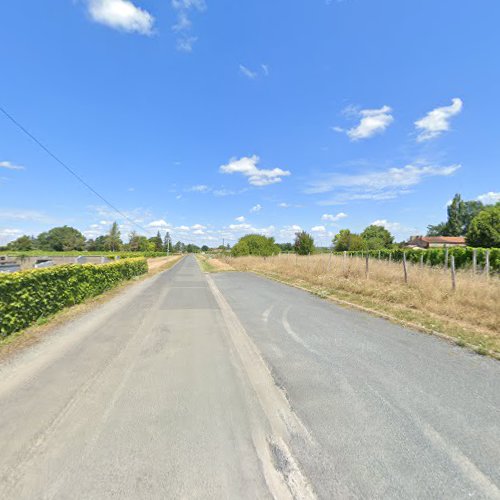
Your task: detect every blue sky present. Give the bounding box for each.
[1,0,499,247]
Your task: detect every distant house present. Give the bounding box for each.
[406,236,466,249]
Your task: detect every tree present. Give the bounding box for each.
[106,222,122,252]
[174,241,185,253]
[6,235,37,251]
[37,226,85,251]
[294,231,315,255]
[201,245,209,252]
[163,232,172,253]
[361,224,394,249]
[332,229,366,251]
[428,194,485,236]
[186,244,200,253]
[277,242,293,252]
[466,203,500,247]
[231,234,280,257]
[149,231,163,252]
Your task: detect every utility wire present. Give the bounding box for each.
[0,104,152,235]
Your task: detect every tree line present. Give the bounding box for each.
[1,222,212,254]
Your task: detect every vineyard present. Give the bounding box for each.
[333,246,499,273]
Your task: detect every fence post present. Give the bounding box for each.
[365,254,369,279]
[444,246,449,269]
[451,255,456,291]
[327,251,332,273]
[472,248,477,274]
[389,252,392,264]
[403,252,408,284]
[378,250,381,260]
[485,250,490,278]
[420,252,424,268]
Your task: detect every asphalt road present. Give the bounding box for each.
[0,255,499,499]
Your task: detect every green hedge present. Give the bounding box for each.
[0,258,148,338]
[334,247,500,271]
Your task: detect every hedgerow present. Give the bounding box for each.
[0,258,148,337]
[1,251,168,258]
[333,247,500,271]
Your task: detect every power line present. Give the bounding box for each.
[0,104,152,235]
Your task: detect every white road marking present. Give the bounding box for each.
[282,306,322,356]
[262,305,274,324]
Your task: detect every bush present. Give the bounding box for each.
[0,258,148,337]
[231,234,280,257]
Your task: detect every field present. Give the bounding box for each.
[204,253,500,356]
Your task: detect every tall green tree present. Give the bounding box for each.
[150,231,163,252]
[106,222,122,252]
[333,229,366,251]
[466,203,500,247]
[37,226,86,251]
[163,231,172,253]
[294,231,315,255]
[361,224,394,249]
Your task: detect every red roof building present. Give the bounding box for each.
[406,236,466,249]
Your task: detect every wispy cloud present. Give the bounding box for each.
[87,0,154,35]
[220,155,291,186]
[188,184,211,192]
[334,105,394,141]
[371,219,418,239]
[477,191,500,205]
[250,204,262,213]
[239,64,269,79]
[321,212,347,223]
[311,225,326,233]
[147,219,171,229]
[171,0,206,52]
[308,163,460,205]
[0,209,50,222]
[415,98,463,142]
[235,216,246,222]
[0,161,25,171]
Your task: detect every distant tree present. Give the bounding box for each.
[277,242,293,252]
[427,194,485,236]
[201,245,209,252]
[332,229,366,251]
[186,244,201,253]
[93,235,108,251]
[6,235,37,251]
[231,234,280,257]
[37,226,86,251]
[361,224,394,249]
[163,231,172,253]
[105,222,122,252]
[294,231,315,255]
[174,241,185,253]
[466,203,500,247]
[149,231,163,252]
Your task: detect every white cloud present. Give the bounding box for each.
[191,223,206,230]
[193,229,205,235]
[87,0,154,35]
[250,204,262,213]
[321,212,348,222]
[147,219,170,229]
[0,161,25,171]
[239,65,258,79]
[308,163,460,205]
[0,209,50,222]
[261,64,269,76]
[176,225,190,231]
[334,105,394,141]
[188,184,210,192]
[0,228,24,245]
[220,155,291,186]
[228,223,252,231]
[171,0,206,52]
[235,216,245,222]
[371,219,418,240]
[278,202,290,208]
[477,191,500,205]
[311,225,326,233]
[415,98,463,142]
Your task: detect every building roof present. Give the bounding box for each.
[410,236,466,244]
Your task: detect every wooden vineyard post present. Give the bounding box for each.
[389,252,392,264]
[420,253,424,268]
[485,250,490,278]
[365,254,369,279]
[327,251,332,273]
[403,252,408,284]
[451,255,456,291]
[444,246,449,269]
[472,248,477,274]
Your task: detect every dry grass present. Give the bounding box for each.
[196,254,235,273]
[216,254,500,356]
